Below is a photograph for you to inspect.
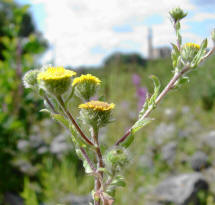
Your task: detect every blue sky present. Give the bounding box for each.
[16,0,215,67]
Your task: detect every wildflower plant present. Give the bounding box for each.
[23,8,215,205]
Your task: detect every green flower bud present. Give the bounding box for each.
[169,7,187,22]
[37,66,76,96]
[181,42,200,63]
[79,100,115,128]
[105,147,128,168]
[23,69,40,89]
[72,74,101,101]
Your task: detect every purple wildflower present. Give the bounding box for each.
[132,74,141,86]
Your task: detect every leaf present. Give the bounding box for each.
[52,114,70,129]
[121,132,134,148]
[65,86,75,105]
[50,113,86,147]
[174,76,189,89]
[75,148,93,174]
[148,75,161,107]
[111,176,126,187]
[131,118,153,135]
[40,108,51,114]
[83,160,93,174]
[69,124,86,147]
[138,75,160,119]
[171,43,180,68]
[191,38,208,67]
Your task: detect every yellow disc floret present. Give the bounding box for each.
[79,100,115,111]
[184,43,200,49]
[38,66,76,81]
[72,74,101,86]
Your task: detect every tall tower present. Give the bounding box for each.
[148,27,153,59]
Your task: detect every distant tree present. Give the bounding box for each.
[104,52,147,67]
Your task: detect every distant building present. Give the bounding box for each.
[147,27,171,59]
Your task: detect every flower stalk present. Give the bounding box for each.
[56,95,94,146]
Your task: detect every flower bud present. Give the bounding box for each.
[169,7,187,22]
[79,100,115,128]
[105,147,128,168]
[181,43,200,63]
[72,74,101,101]
[23,69,40,89]
[37,66,76,96]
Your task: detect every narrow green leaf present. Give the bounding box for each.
[121,133,134,148]
[148,75,161,107]
[69,124,86,147]
[174,76,189,89]
[52,114,70,129]
[111,176,126,187]
[138,75,160,122]
[65,86,75,105]
[191,38,207,67]
[171,43,180,68]
[83,160,93,174]
[40,108,51,114]
[131,118,153,135]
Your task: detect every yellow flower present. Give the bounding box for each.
[79,101,115,128]
[181,42,201,64]
[37,66,76,96]
[184,43,200,50]
[72,74,101,86]
[38,66,76,81]
[79,100,115,111]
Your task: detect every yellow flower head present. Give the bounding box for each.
[182,42,201,64]
[184,43,200,50]
[72,74,101,86]
[79,100,115,111]
[38,66,76,81]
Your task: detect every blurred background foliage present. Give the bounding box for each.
[1,0,215,205]
[0,0,47,197]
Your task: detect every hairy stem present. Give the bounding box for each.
[44,95,57,114]
[57,95,94,146]
[115,65,190,146]
[80,147,96,173]
[174,21,181,51]
[92,128,104,205]
[200,46,215,63]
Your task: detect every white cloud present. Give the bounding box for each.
[30,0,213,67]
[191,12,215,22]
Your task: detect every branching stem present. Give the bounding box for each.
[115,65,190,146]
[57,95,94,146]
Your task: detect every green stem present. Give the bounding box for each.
[92,127,104,205]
